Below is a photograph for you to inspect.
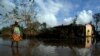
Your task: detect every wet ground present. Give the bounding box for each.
[0,37,100,56]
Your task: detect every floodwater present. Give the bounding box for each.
[0,37,100,56]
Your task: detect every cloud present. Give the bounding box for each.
[63,10,93,25]
[35,0,76,27]
[63,17,74,25]
[37,13,58,27]
[76,10,93,25]
[0,0,77,28]
[35,0,63,27]
[0,0,16,28]
[0,0,15,15]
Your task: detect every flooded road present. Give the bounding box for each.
[0,38,100,56]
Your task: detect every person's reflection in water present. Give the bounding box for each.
[27,39,40,56]
[12,47,22,56]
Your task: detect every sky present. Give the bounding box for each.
[34,0,100,26]
[0,0,100,28]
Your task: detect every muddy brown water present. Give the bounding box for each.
[0,37,100,56]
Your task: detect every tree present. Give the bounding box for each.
[0,0,38,28]
[0,0,41,37]
[93,13,100,31]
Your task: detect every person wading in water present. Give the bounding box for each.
[11,21,22,47]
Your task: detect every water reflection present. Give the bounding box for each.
[11,47,22,56]
[0,38,100,56]
[31,44,58,56]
